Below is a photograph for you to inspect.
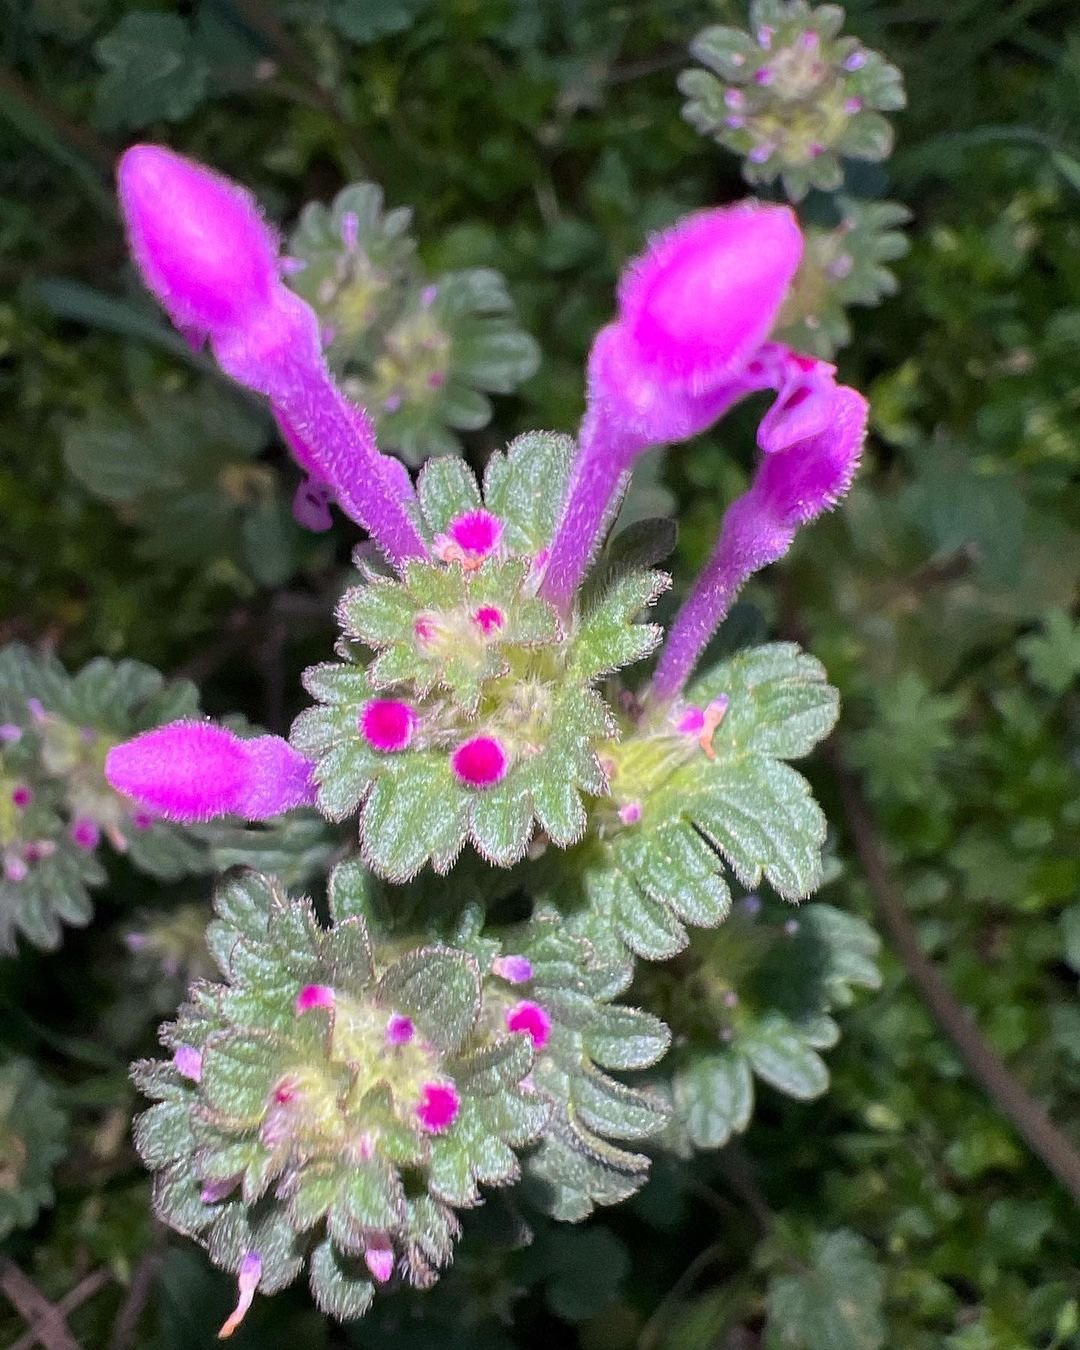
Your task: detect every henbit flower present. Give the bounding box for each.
[218,1250,262,1340]
[538,204,867,613]
[105,721,316,824]
[359,699,418,753]
[415,1081,460,1133]
[117,145,428,570]
[650,383,867,703]
[11,785,31,808]
[70,817,101,851]
[473,606,504,635]
[506,1000,552,1050]
[540,203,803,609]
[450,735,509,789]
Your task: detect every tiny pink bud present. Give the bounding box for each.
[3,854,28,883]
[436,510,503,567]
[427,370,446,390]
[279,255,306,275]
[360,699,418,753]
[844,96,863,114]
[340,210,359,250]
[132,811,154,830]
[844,50,867,71]
[200,1175,239,1204]
[22,840,55,863]
[413,615,437,645]
[219,1250,262,1340]
[70,818,100,851]
[295,984,335,1015]
[749,143,772,163]
[506,1000,552,1050]
[754,65,774,85]
[473,606,504,635]
[0,723,21,743]
[420,284,439,308]
[757,25,774,46]
[384,392,403,413]
[676,706,706,736]
[364,1236,395,1285]
[11,785,31,809]
[618,801,642,826]
[386,1013,415,1045]
[724,88,744,109]
[416,1081,460,1133]
[174,1045,203,1082]
[27,699,46,722]
[491,955,533,985]
[451,736,508,789]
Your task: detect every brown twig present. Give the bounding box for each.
[107,1229,167,1350]
[7,1267,111,1350]
[0,1257,83,1350]
[829,743,1080,1209]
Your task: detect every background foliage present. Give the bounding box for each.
[1,0,1078,1346]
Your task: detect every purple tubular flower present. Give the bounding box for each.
[105,720,316,823]
[539,204,803,609]
[117,146,428,570]
[650,384,867,703]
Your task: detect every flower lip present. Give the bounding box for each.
[506,1000,552,1050]
[416,1081,460,1133]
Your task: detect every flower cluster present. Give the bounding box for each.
[102,144,873,1328]
[286,180,539,468]
[0,646,214,951]
[679,0,906,201]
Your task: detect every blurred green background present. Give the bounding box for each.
[1,1,1079,1346]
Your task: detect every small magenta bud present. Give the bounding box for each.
[132,810,154,830]
[22,840,55,863]
[724,88,744,109]
[749,144,772,163]
[618,801,643,826]
[364,1236,395,1284]
[295,984,335,1015]
[70,818,100,851]
[27,699,46,722]
[844,96,863,114]
[451,736,508,789]
[844,49,867,71]
[420,284,439,308]
[473,606,504,635]
[416,1082,460,1133]
[754,65,774,85]
[4,854,28,883]
[174,1045,203,1082]
[427,370,446,390]
[491,955,533,985]
[200,1175,239,1204]
[118,146,279,339]
[11,785,31,809]
[435,510,503,567]
[340,210,359,250]
[506,1000,552,1050]
[219,1250,262,1340]
[0,723,21,743]
[757,25,774,46]
[360,699,418,753]
[413,616,437,645]
[385,1013,415,1045]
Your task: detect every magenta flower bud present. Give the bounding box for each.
[340,210,359,250]
[173,1045,203,1082]
[70,818,101,851]
[434,510,503,567]
[506,1000,552,1050]
[200,1175,239,1204]
[105,721,316,824]
[0,723,21,743]
[3,853,28,883]
[27,699,46,722]
[416,1081,460,1133]
[11,785,31,809]
[617,801,643,826]
[364,1236,395,1284]
[473,606,504,635]
[360,700,417,753]
[385,1013,415,1046]
[491,955,533,985]
[651,385,867,702]
[451,736,508,789]
[295,984,335,1015]
[118,145,279,338]
[219,1250,262,1340]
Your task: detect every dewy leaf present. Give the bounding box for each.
[765,1229,887,1350]
[132,868,544,1324]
